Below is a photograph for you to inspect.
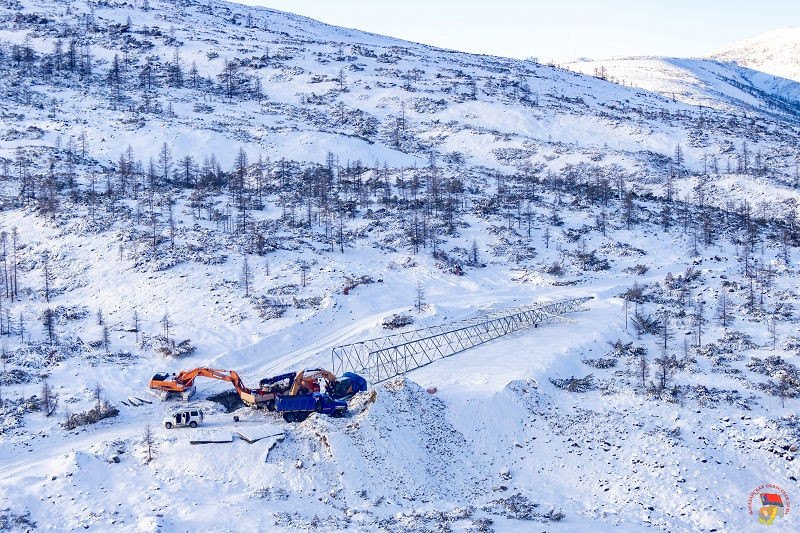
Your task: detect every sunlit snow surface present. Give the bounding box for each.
[0,1,798,531]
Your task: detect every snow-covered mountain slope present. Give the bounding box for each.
[564,56,800,117]
[0,1,799,531]
[709,26,800,83]
[1,0,800,177]
[565,27,800,118]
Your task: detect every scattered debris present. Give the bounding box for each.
[292,296,323,309]
[0,369,31,386]
[549,374,595,393]
[62,402,120,430]
[253,487,290,501]
[343,275,374,294]
[0,509,36,531]
[235,427,284,444]
[747,356,800,398]
[685,385,749,409]
[482,493,562,522]
[252,296,289,320]
[382,313,414,329]
[582,357,617,369]
[153,336,196,358]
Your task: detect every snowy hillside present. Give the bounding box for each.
[564,56,800,118]
[0,1,799,531]
[709,26,800,83]
[566,27,800,119]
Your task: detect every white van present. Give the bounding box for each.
[163,408,203,429]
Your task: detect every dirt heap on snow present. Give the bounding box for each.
[324,377,486,504]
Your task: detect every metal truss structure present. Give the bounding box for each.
[332,297,592,385]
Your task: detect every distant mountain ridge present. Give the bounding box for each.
[708,26,800,83]
[563,27,800,119]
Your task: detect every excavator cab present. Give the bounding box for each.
[149,372,184,388]
[329,372,367,400]
[149,372,195,401]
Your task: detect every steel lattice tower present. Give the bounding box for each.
[332,297,592,384]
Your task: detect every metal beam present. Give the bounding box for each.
[332,297,591,384]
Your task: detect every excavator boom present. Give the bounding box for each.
[150,367,281,408]
[150,367,250,396]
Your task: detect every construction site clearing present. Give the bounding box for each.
[135,298,590,450]
[134,366,365,451]
[148,366,367,423]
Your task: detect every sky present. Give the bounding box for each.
[235,0,800,61]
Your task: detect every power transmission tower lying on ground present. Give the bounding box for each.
[332,297,592,385]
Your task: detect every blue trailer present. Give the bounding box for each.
[275,392,348,422]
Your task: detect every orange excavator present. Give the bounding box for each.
[287,368,338,395]
[283,368,367,399]
[149,368,294,409]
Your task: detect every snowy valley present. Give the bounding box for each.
[0,1,799,531]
